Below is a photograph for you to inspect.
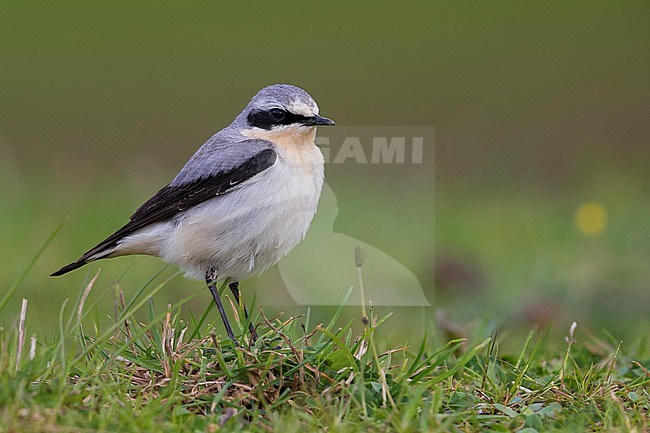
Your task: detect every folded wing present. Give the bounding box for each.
[51,143,277,276]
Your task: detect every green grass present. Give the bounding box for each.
[1,264,648,433]
[0,176,648,432]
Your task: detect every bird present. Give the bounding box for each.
[51,84,335,343]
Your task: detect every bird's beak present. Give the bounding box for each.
[302,115,335,126]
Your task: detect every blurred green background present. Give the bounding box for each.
[1,2,648,344]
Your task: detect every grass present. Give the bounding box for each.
[0,175,648,431]
[0,262,648,432]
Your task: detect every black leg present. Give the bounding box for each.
[205,268,237,343]
[229,281,258,342]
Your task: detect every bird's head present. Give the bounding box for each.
[237,84,334,143]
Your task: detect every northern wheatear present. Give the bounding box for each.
[52,84,335,343]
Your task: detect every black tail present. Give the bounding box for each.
[50,212,143,277]
[50,260,90,277]
[50,244,116,277]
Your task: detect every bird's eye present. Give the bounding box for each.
[269,108,285,121]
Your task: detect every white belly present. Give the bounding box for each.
[120,143,325,281]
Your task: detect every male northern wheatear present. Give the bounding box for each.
[52,84,335,343]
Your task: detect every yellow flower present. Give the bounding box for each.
[575,201,607,236]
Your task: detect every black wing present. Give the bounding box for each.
[51,148,277,276]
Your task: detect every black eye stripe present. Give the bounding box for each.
[247,109,310,130]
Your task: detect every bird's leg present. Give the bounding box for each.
[228,281,258,342]
[205,268,237,343]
